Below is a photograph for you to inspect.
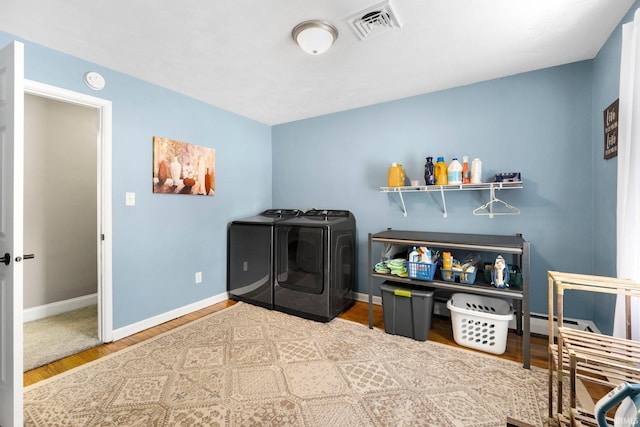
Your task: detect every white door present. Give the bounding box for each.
[0,40,24,427]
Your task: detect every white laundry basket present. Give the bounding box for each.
[446,293,514,355]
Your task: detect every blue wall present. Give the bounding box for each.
[273,63,594,318]
[0,32,272,329]
[590,1,640,333]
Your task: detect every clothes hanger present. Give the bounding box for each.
[473,192,520,218]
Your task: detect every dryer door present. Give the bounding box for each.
[227,223,273,307]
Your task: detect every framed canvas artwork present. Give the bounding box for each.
[152,136,215,196]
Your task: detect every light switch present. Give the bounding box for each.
[125,192,135,206]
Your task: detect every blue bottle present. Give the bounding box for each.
[424,157,435,185]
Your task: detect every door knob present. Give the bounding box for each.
[1,253,9,266]
[14,254,34,262]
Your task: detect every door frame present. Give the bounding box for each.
[24,80,113,342]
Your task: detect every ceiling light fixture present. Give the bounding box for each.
[292,20,338,55]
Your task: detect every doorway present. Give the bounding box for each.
[23,80,113,363]
[22,94,99,369]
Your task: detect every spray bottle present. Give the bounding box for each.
[462,156,470,184]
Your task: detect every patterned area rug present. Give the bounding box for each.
[24,302,549,426]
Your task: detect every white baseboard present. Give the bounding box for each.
[23,293,98,323]
[355,291,381,306]
[111,292,229,341]
[354,291,600,336]
[523,312,600,336]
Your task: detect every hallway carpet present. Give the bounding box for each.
[23,305,100,371]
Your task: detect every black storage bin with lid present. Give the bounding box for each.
[380,281,435,341]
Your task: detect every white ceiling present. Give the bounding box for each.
[0,0,635,125]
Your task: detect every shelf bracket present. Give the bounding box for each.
[398,190,407,217]
[381,181,522,218]
[426,187,448,217]
[440,186,448,218]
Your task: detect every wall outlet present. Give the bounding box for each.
[195,272,202,284]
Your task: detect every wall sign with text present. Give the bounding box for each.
[604,99,619,160]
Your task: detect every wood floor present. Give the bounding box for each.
[24,299,549,387]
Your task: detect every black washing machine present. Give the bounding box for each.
[227,209,302,309]
[273,209,356,322]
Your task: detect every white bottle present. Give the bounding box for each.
[408,247,420,263]
[471,158,482,184]
[448,158,463,185]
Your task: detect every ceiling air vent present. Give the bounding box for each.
[346,1,403,41]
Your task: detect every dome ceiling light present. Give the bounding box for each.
[292,20,338,55]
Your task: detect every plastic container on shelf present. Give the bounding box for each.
[442,251,453,271]
[388,163,405,187]
[435,157,448,185]
[440,268,477,284]
[471,158,482,184]
[424,157,435,185]
[408,247,420,263]
[407,261,437,281]
[447,293,513,355]
[448,157,463,185]
[462,156,470,184]
[380,282,435,341]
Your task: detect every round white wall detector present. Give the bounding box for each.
[84,71,105,90]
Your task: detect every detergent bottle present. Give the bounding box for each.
[471,158,482,184]
[448,157,463,185]
[442,251,453,280]
[462,156,470,184]
[424,157,435,185]
[387,163,405,187]
[408,247,420,263]
[435,157,448,185]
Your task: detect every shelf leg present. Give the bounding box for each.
[440,187,448,218]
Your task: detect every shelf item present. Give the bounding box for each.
[406,261,437,281]
[440,268,477,284]
[547,271,640,426]
[380,282,435,341]
[381,181,523,218]
[472,188,521,218]
[367,229,530,368]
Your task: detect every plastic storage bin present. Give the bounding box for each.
[380,282,435,341]
[440,268,477,284]
[446,293,514,355]
[407,262,437,281]
[483,263,522,287]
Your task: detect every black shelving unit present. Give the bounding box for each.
[368,229,531,369]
